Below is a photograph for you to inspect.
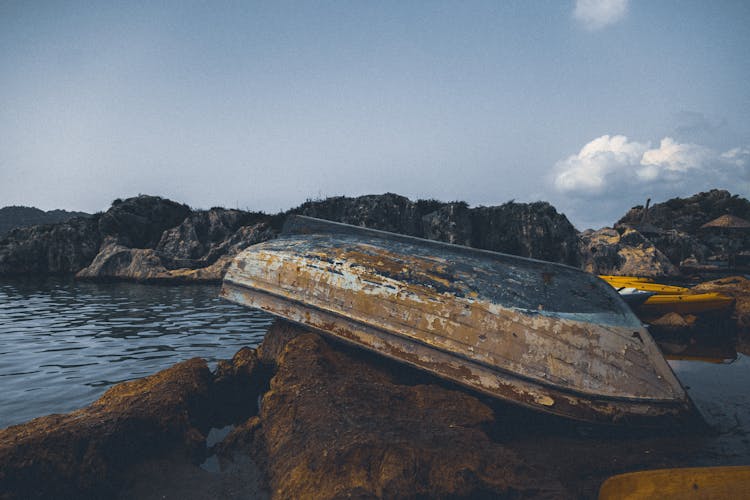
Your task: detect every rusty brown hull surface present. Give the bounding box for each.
[221,216,692,424]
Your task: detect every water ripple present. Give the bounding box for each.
[0,276,272,428]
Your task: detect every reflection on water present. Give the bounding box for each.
[657,329,750,458]
[0,276,273,428]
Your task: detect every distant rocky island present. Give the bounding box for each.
[0,206,90,237]
[0,189,748,281]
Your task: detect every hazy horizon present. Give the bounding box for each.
[2,1,748,229]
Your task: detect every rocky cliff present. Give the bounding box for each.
[3,190,748,280]
[616,190,750,270]
[294,193,580,266]
[1,193,582,280]
[0,216,102,275]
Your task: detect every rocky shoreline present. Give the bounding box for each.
[6,319,747,499]
[2,190,750,498]
[2,189,748,283]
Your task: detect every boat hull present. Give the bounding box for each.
[221,216,693,424]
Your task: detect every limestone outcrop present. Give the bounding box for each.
[579,227,679,277]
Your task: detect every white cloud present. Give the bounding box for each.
[551,134,750,228]
[721,147,750,167]
[553,135,646,193]
[573,0,628,30]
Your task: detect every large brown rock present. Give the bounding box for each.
[579,227,678,277]
[0,359,213,499]
[226,322,562,499]
[0,348,270,500]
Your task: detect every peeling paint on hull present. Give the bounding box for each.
[221,216,693,424]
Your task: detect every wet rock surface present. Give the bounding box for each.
[0,358,213,499]
[217,321,719,499]
[241,327,563,499]
[0,348,268,500]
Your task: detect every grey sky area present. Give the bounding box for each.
[1,1,748,229]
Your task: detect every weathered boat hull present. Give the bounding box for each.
[221,216,693,424]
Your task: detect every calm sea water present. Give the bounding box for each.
[2,276,750,458]
[0,277,273,428]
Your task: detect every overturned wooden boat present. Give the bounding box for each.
[221,216,694,424]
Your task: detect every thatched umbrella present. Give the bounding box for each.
[700,214,750,229]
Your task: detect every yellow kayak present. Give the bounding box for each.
[599,465,750,499]
[638,292,734,316]
[599,276,734,316]
[599,275,654,283]
[599,276,690,295]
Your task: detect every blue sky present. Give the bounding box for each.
[1,0,748,228]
